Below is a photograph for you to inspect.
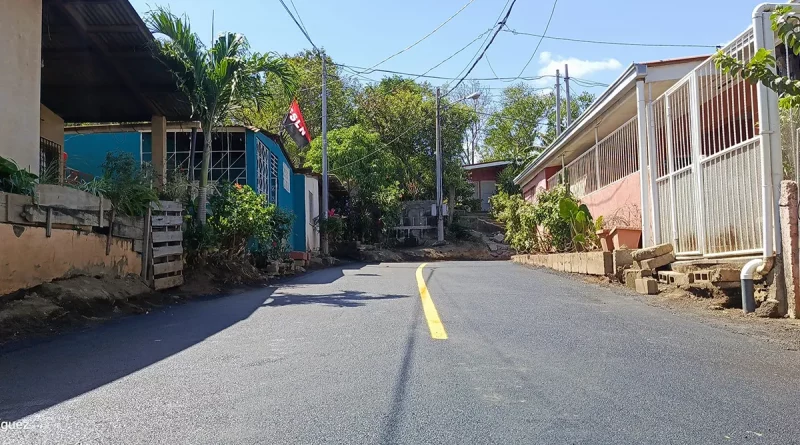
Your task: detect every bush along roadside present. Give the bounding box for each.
[490,185,601,254]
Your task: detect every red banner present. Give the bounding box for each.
[281,100,312,148]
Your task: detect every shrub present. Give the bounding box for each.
[206,183,293,259]
[0,155,38,195]
[315,214,345,245]
[78,152,159,217]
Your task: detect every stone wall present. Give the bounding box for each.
[512,252,613,276]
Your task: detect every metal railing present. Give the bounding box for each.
[651,25,763,257]
[563,116,639,198]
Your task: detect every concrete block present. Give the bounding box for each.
[624,268,651,283]
[586,252,613,275]
[632,243,674,261]
[708,268,741,283]
[612,249,634,271]
[636,251,675,270]
[656,270,693,285]
[635,277,659,295]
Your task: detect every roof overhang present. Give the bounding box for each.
[514,55,708,186]
[41,0,193,123]
[463,160,512,170]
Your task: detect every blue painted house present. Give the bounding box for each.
[64,124,318,253]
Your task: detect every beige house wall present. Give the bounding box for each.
[0,0,43,174]
[305,176,320,251]
[0,224,142,295]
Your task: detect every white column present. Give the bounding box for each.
[151,115,167,190]
[635,80,652,246]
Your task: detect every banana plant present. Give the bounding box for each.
[558,197,597,251]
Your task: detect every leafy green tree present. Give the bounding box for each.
[234,50,358,164]
[147,7,297,223]
[715,6,800,109]
[484,85,594,166]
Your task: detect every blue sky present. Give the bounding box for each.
[131,0,763,95]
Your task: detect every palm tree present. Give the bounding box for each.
[146,7,297,223]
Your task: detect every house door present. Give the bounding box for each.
[479,180,496,212]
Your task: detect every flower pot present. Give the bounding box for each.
[596,229,614,252]
[610,227,641,250]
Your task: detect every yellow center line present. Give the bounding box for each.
[415,263,448,340]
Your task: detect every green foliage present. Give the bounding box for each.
[0,155,38,195]
[715,6,800,109]
[314,215,345,244]
[483,84,594,163]
[446,216,474,241]
[146,7,297,223]
[558,197,600,251]
[78,152,159,217]
[496,164,522,194]
[491,186,589,253]
[206,183,293,259]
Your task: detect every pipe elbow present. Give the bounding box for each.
[741,258,765,280]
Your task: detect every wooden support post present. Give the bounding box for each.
[106,207,115,255]
[141,207,152,282]
[45,208,53,237]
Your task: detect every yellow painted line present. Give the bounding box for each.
[415,263,448,340]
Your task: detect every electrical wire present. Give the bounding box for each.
[277,0,318,51]
[513,0,558,79]
[288,0,308,36]
[503,28,717,48]
[450,0,512,83]
[355,0,477,74]
[484,55,500,78]
[446,0,518,95]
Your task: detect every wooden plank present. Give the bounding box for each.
[106,208,115,255]
[152,231,183,243]
[0,192,7,223]
[112,215,145,240]
[46,208,53,237]
[151,215,183,227]
[154,275,184,290]
[153,260,183,276]
[152,245,183,258]
[142,208,151,281]
[36,184,101,210]
[21,204,101,226]
[134,239,144,253]
[7,193,34,224]
[152,201,183,212]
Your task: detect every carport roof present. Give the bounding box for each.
[41,0,193,123]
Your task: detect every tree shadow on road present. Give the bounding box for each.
[263,290,408,308]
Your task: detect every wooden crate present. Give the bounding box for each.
[147,201,184,290]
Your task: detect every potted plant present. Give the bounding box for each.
[609,227,641,250]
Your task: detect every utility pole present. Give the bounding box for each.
[435,87,444,243]
[555,69,562,137]
[564,64,572,127]
[321,51,330,255]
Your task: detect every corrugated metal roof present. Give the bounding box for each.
[40,0,192,123]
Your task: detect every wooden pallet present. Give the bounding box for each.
[146,201,184,290]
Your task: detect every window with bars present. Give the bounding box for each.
[256,139,270,196]
[269,152,278,205]
[39,137,62,181]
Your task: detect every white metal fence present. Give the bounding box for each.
[652,26,763,257]
[563,116,640,198]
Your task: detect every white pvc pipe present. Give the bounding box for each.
[752,4,776,260]
[636,79,652,246]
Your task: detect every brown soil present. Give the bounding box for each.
[357,239,513,263]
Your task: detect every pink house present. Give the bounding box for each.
[464,160,511,211]
[514,10,786,262]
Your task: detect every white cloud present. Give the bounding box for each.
[533,52,622,86]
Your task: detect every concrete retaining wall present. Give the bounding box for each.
[512,252,613,276]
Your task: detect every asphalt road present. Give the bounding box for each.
[2,261,800,444]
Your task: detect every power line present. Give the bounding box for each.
[513,0,558,79]
[451,0,512,83]
[335,63,552,82]
[447,0,518,95]
[503,28,717,48]
[485,55,500,78]
[277,0,318,51]
[288,0,308,36]
[355,0,477,74]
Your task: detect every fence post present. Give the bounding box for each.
[689,70,706,255]
[779,181,799,317]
